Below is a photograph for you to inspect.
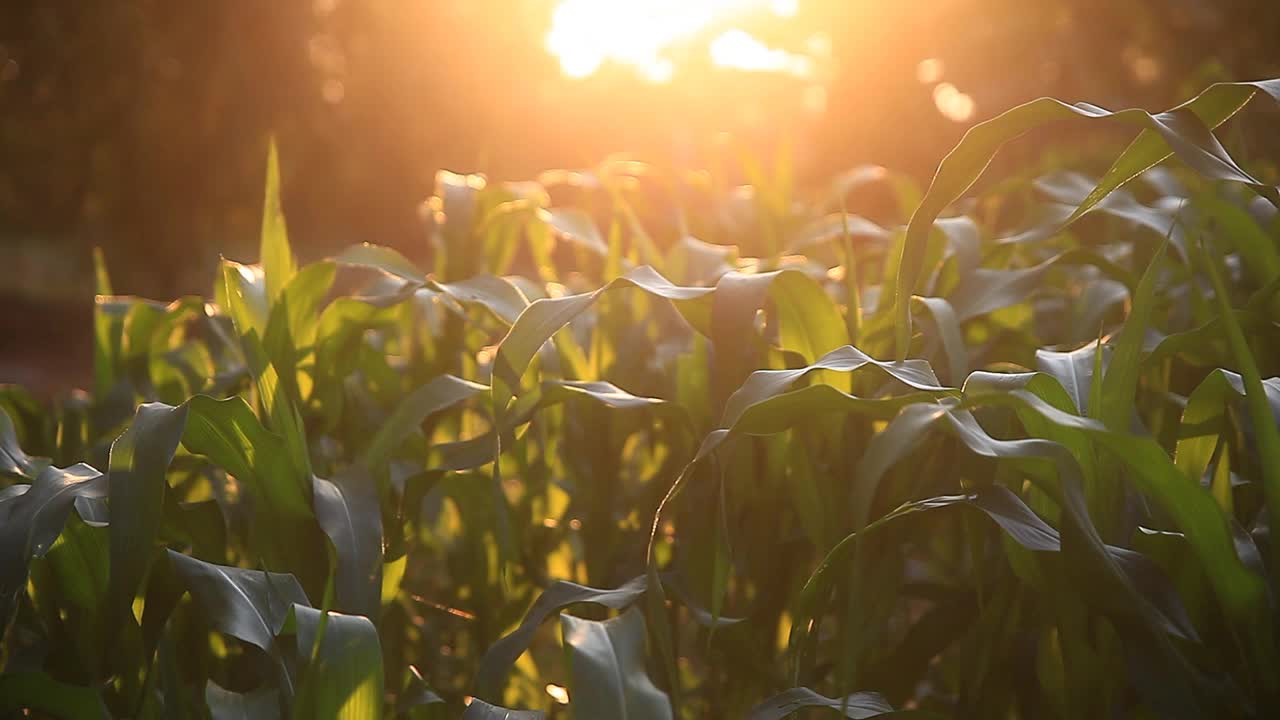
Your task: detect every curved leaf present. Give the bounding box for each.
[541,380,669,411]
[475,575,648,699]
[0,463,106,625]
[312,464,383,618]
[989,385,1269,621]
[334,243,426,285]
[721,345,948,429]
[911,296,967,386]
[560,606,672,720]
[1098,239,1168,428]
[433,274,530,325]
[746,687,907,720]
[362,375,488,468]
[493,266,714,400]
[1035,341,1107,414]
[790,481,1199,708]
[893,79,1280,356]
[167,550,309,653]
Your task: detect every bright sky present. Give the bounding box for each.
[544,0,975,122]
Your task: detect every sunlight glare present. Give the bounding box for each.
[710,29,812,76]
[770,0,799,17]
[546,684,570,704]
[547,0,800,82]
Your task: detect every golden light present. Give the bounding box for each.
[710,29,812,76]
[932,82,976,122]
[546,0,802,83]
[916,58,945,84]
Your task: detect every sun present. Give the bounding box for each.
[546,0,802,83]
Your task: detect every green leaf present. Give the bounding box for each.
[721,345,948,429]
[334,243,426,286]
[42,512,109,615]
[709,270,777,405]
[0,463,106,625]
[944,250,1120,323]
[261,138,297,307]
[1030,170,1189,260]
[273,260,338,354]
[1035,341,1107,415]
[182,395,311,519]
[1199,234,1280,587]
[640,349,950,710]
[790,483,1197,702]
[1175,369,1280,489]
[1196,192,1280,312]
[1098,239,1168,428]
[93,295,131,398]
[362,375,488,468]
[92,245,113,296]
[166,549,310,654]
[475,575,648,699]
[107,401,188,629]
[847,402,951,529]
[432,170,487,281]
[972,383,1270,651]
[770,271,851,388]
[746,687,912,720]
[91,247,119,397]
[560,606,672,720]
[220,260,271,341]
[487,268,715,582]
[283,604,384,720]
[893,79,1280,357]
[911,296,967,386]
[218,260,312,482]
[493,266,714,401]
[312,464,384,618]
[432,274,530,325]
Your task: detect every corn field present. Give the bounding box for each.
[3,78,1280,719]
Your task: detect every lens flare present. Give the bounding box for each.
[932,81,976,122]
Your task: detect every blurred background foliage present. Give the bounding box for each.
[1,0,1278,390]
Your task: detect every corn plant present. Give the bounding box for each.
[2,78,1280,719]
